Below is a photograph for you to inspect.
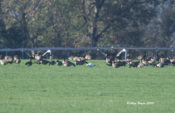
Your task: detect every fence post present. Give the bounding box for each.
[171,48,174,58]
[5,51,8,56]
[125,49,128,60]
[66,51,70,58]
[50,50,52,59]
[154,48,158,57]
[22,50,24,59]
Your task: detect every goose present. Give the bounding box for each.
[112,61,117,68]
[34,60,42,64]
[141,60,148,66]
[68,56,74,60]
[15,58,21,64]
[156,62,164,68]
[170,58,175,65]
[106,57,112,66]
[159,57,170,66]
[13,55,18,61]
[149,57,159,66]
[116,49,126,59]
[112,60,126,68]
[49,60,56,65]
[34,54,43,64]
[118,60,127,67]
[75,59,88,65]
[85,54,92,60]
[0,59,7,65]
[25,59,32,66]
[148,57,156,65]
[62,59,75,67]
[159,58,165,64]
[41,59,50,65]
[137,62,145,68]
[73,57,79,61]
[35,54,42,61]
[164,57,171,65]
[4,56,13,64]
[128,61,139,68]
[80,57,86,61]
[14,55,21,64]
[56,60,62,66]
[137,55,146,60]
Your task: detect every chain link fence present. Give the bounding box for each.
[0,47,175,59]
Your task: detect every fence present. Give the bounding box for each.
[0,47,175,59]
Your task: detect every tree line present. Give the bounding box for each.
[0,0,175,49]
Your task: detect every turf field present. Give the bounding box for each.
[0,60,175,113]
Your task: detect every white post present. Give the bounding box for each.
[125,49,128,60]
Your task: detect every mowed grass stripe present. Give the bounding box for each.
[0,60,175,113]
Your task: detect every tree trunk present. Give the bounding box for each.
[21,11,30,47]
[0,0,7,38]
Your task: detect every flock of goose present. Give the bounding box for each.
[0,55,21,65]
[106,55,175,68]
[1,49,175,68]
[0,54,92,67]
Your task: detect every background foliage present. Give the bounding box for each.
[0,0,175,48]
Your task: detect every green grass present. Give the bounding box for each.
[0,60,175,113]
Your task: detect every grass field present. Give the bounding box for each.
[0,60,175,113]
